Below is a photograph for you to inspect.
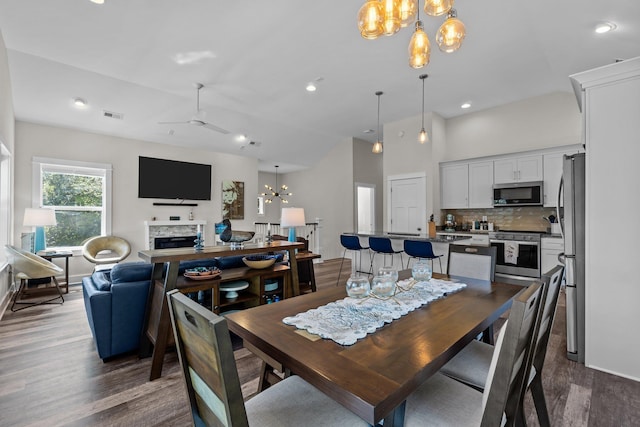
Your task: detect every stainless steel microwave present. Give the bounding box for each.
[493,181,543,206]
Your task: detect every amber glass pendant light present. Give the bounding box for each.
[399,0,418,28]
[372,91,384,154]
[408,16,431,69]
[436,8,466,52]
[358,0,385,39]
[423,0,454,17]
[382,0,402,36]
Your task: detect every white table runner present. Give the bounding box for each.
[282,278,467,345]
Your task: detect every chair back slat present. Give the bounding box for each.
[533,265,564,370]
[447,245,497,281]
[481,281,544,426]
[168,290,248,427]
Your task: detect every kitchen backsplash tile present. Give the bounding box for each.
[443,207,558,232]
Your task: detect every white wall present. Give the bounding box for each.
[283,138,354,260]
[14,121,258,282]
[0,30,14,309]
[353,137,383,231]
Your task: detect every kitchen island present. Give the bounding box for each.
[343,232,471,274]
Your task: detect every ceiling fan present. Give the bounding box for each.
[158,83,230,134]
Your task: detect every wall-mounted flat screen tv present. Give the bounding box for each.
[138,156,212,200]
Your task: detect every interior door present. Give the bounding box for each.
[388,175,426,234]
[356,183,375,234]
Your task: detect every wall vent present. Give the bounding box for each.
[103,110,124,120]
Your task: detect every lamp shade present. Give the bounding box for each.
[280,208,306,228]
[23,208,57,227]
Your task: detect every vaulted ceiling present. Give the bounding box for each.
[1,1,638,172]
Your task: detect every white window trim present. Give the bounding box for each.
[32,156,113,251]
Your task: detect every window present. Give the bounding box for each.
[33,157,112,250]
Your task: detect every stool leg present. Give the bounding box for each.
[336,248,348,286]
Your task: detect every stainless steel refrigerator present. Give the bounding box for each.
[557,152,585,363]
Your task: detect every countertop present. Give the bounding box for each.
[346,231,471,243]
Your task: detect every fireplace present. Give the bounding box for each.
[144,220,207,250]
[154,235,197,249]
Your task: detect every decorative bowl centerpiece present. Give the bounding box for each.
[184,267,221,280]
[242,254,277,269]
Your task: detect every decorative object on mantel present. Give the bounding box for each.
[261,165,292,204]
[222,180,244,219]
[372,91,384,154]
[219,219,255,248]
[357,0,466,69]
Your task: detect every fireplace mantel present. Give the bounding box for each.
[144,220,207,250]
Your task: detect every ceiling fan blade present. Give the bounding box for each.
[158,120,190,125]
[202,122,230,134]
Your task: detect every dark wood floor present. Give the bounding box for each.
[0,259,638,426]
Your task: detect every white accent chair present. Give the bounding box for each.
[6,245,64,311]
[82,235,131,272]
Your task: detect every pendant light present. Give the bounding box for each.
[358,0,384,40]
[423,0,454,17]
[436,8,466,53]
[408,6,430,69]
[261,165,292,204]
[372,91,384,154]
[399,0,418,28]
[418,74,429,143]
[382,0,402,36]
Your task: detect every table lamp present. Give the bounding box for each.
[280,207,306,243]
[23,208,57,253]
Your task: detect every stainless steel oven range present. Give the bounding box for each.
[489,231,541,280]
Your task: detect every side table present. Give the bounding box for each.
[36,251,72,294]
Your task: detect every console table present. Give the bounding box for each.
[138,240,304,380]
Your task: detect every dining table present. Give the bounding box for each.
[225,270,524,426]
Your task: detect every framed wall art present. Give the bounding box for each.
[222,180,244,219]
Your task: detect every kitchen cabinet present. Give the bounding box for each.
[441,163,468,209]
[541,237,564,274]
[494,155,543,184]
[468,161,494,208]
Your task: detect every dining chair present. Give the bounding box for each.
[6,245,65,311]
[404,280,545,426]
[166,290,368,427]
[336,234,369,286]
[368,236,404,274]
[447,244,497,281]
[403,239,443,273]
[438,265,564,427]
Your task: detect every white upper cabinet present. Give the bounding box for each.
[494,155,543,184]
[468,161,494,208]
[441,163,469,209]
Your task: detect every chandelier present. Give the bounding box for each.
[357,0,466,69]
[261,165,292,204]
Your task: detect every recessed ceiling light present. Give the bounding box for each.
[363,129,375,134]
[306,83,317,92]
[73,98,88,108]
[90,0,105,4]
[461,102,471,109]
[595,22,616,34]
[172,51,216,65]
[235,134,247,142]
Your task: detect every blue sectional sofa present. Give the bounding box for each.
[82,255,277,360]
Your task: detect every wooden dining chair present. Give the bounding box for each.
[447,244,497,281]
[438,265,564,427]
[404,280,544,427]
[166,290,368,427]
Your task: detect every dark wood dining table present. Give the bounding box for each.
[225,271,523,426]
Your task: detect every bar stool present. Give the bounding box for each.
[336,234,370,286]
[404,240,443,273]
[368,236,404,274]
